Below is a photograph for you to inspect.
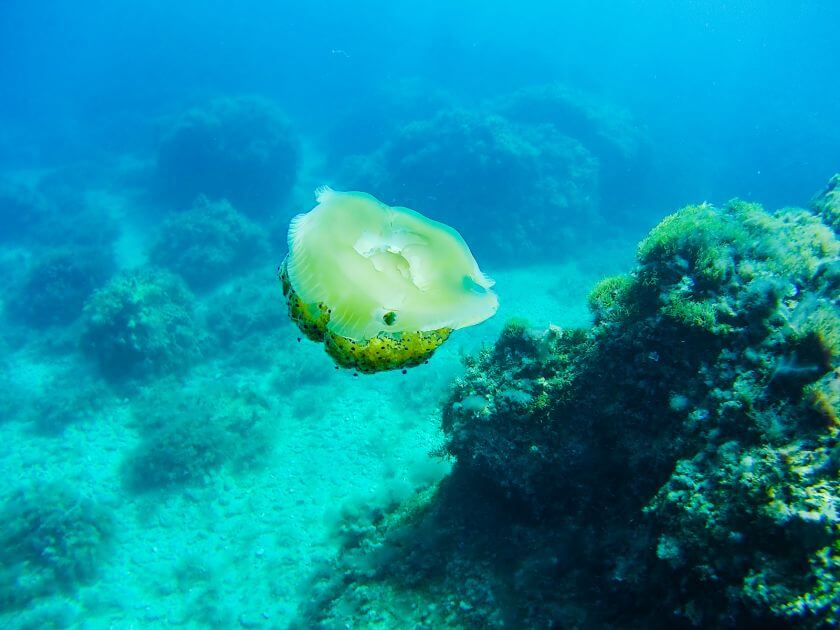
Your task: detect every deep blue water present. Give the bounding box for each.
[0,1,837,627]
[2,1,838,212]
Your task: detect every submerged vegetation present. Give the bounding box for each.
[0,34,835,623]
[303,178,840,628]
[0,482,114,610]
[148,196,270,293]
[80,267,204,382]
[123,381,276,492]
[7,247,114,329]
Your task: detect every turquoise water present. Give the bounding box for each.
[0,2,838,628]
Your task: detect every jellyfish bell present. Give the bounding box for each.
[279,187,498,373]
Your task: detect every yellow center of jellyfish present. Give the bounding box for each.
[280,187,498,373]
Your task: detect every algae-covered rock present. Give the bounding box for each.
[80,267,204,382]
[156,96,300,217]
[6,247,114,328]
[299,176,840,628]
[344,108,599,264]
[0,482,113,610]
[148,197,269,292]
[813,173,840,233]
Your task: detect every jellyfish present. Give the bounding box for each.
[279,187,498,373]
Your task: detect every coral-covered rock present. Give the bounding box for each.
[156,96,300,217]
[302,176,840,628]
[442,195,839,626]
[148,197,269,291]
[80,267,203,381]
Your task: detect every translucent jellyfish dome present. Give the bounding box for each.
[279,188,498,373]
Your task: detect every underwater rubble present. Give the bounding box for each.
[298,176,840,628]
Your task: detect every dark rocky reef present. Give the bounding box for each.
[298,177,840,628]
[324,77,454,160]
[332,84,654,265]
[495,83,652,214]
[0,177,117,249]
[204,271,286,363]
[0,179,50,244]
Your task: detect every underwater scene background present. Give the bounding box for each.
[0,1,838,627]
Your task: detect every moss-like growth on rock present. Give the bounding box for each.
[587,274,639,324]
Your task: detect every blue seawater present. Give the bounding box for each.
[0,1,837,627]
